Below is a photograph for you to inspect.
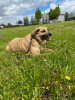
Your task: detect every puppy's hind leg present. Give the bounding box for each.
[6,45,10,51]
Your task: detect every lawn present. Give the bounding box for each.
[0,21,75,100]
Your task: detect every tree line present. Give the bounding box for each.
[24,5,61,26]
[65,12,75,21]
[23,6,75,26]
[0,6,75,28]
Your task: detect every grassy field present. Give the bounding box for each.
[0,21,75,100]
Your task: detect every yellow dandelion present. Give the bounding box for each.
[55,81,58,84]
[65,76,71,80]
[13,53,15,55]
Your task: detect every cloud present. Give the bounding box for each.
[0,17,2,20]
[44,0,75,14]
[0,15,24,25]
[50,3,56,9]
[0,0,53,16]
[0,0,54,24]
[44,2,56,13]
[60,0,75,14]
[44,8,50,13]
[0,0,75,25]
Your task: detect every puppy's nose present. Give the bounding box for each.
[49,32,52,36]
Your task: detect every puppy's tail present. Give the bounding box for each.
[6,45,10,51]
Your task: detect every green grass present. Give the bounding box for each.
[0,21,75,100]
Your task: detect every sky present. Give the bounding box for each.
[0,0,75,25]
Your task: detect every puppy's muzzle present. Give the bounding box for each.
[49,32,52,36]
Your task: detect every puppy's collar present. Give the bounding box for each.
[30,34,34,45]
[26,34,41,53]
[26,34,33,53]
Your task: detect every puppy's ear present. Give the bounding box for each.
[36,29,40,34]
[32,28,40,35]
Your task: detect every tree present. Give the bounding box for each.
[45,14,48,23]
[1,24,6,28]
[54,5,61,19]
[31,16,34,24]
[7,23,12,27]
[69,12,74,18]
[48,5,61,21]
[65,12,69,21]
[17,20,23,26]
[42,15,44,24]
[35,8,42,24]
[48,9,54,20]
[42,13,49,23]
[31,16,37,25]
[23,16,29,26]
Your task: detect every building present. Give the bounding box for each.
[58,14,65,22]
[0,26,3,29]
[50,14,65,23]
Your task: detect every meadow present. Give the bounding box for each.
[0,21,75,100]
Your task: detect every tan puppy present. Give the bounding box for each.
[6,27,52,55]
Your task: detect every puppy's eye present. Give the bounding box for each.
[42,30,45,32]
[37,29,40,32]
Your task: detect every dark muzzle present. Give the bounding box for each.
[49,32,52,36]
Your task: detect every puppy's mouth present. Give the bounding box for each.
[44,36,51,41]
[41,33,52,41]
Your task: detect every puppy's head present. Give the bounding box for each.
[32,27,52,42]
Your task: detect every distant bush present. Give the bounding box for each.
[69,16,75,20]
[12,25,20,27]
[6,25,20,28]
[6,26,10,28]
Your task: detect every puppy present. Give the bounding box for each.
[6,27,52,55]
